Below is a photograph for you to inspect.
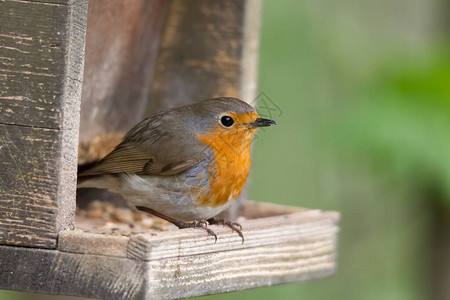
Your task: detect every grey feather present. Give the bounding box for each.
[78,97,254,177]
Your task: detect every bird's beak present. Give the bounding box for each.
[247,118,277,128]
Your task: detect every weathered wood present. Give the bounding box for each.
[145,0,246,114]
[59,230,130,258]
[59,204,338,261]
[0,0,85,129]
[0,246,146,299]
[0,204,340,300]
[78,0,169,164]
[144,240,335,299]
[127,211,337,261]
[241,200,307,218]
[0,125,62,247]
[240,0,262,106]
[0,0,88,248]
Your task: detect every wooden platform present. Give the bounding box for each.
[0,202,339,299]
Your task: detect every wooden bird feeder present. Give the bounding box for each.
[0,0,340,299]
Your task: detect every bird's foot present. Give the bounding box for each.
[174,219,218,243]
[207,218,244,244]
[136,206,221,243]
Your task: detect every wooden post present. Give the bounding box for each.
[0,0,88,248]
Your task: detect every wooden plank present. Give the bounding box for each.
[0,246,146,299]
[0,239,335,300]
[0,0,88,248]
[0,125,61,247]
[2,1,73,7]
[58,230,130,258]
[240,0,262,109]
[145,0,246,113]
[78,0,169,164]
[0,0,85,129]
[58,203,339,261]
[24,0,72,4]
[144,239,336,299]
[128,209,338,261]
[0,205,339,300]
[240,200,308,218]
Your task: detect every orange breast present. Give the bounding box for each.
[195,112,258,207]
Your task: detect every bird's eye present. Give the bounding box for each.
[220,115,234,127]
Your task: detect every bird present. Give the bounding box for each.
[77,97,277,243]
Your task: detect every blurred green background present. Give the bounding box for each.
[247,0,449,299]
[2,0,449,299]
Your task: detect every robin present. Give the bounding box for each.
[78,97,277,242]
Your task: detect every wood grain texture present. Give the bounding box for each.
[1,204,340,299]
[145,0,246,114]
[240,0,262,107]
[144,239,336,299]
[78,0,169,162]
[0,0,88,248]
[59,204,338,261]
[0,245,146,299]
[57,201,310,258]
[58,230,129,258]
[22,0,72,4]
[127,209,338,261]
[0,0,85,129]
[0,125,61,247]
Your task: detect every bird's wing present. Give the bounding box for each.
[79,112,209,177]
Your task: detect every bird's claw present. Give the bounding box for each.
[207,218,244,244]
[186,219,218,243]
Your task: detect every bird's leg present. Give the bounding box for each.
[207,217,244,244]
[136,206,217,243]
